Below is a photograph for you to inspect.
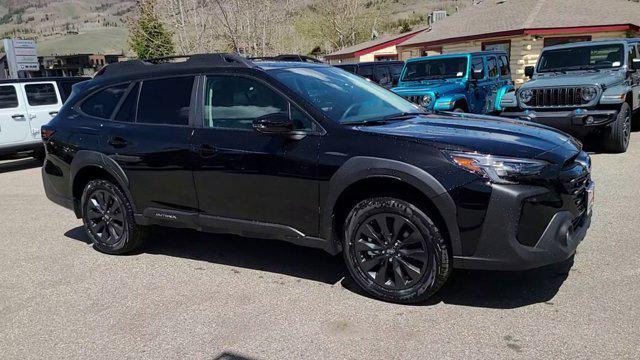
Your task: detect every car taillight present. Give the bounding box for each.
[41,128,55,141]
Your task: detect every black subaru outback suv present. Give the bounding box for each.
[42,54,594,303]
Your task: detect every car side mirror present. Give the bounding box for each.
[525,66,535,79]
[631,59,640,71]
[253,113,294,134]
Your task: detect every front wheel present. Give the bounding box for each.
[81,179,147,254]
[603,102,631,153]
[343,197,451,304]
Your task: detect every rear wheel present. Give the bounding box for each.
[81,179,147,254]
[452,107,465,113]
[603,102,631,153]
[343,197,451,304]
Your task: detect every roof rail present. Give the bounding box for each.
[94,53,254,78]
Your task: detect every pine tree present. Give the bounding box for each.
[128,0,174,60]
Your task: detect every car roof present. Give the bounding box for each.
[93,53,329,83]
[543,38,638,51]
[336,61,405,67]
[0,77,90,85]
[406,51,507,63]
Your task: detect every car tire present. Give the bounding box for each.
[452,107,465,113]
[81,179,147,254]
[603,102,631,153]
[343,197,451,304]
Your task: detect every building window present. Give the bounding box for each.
[374,54,398,61]
[543,36,592,47]
[482,40,511,58]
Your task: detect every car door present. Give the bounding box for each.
[0,84,30,146]
[468,56,489,113]
[484,55,501,113]
[21,82,62,141]
[191,73,322,236]
[628,44,640,110]
[89,76,199,216]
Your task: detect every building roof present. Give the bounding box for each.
[325,28,427,59]
[400,0,640,48]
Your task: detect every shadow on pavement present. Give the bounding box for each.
[65,226,573,308]
[212,352,259,360]
[0,157,41,174]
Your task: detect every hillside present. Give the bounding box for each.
[0,0,469,56]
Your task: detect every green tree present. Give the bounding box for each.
[128,0,174,59]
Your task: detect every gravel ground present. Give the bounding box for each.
[0,134,639,360]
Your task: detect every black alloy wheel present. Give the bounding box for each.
[85,189,126,246]
[343,197,451,303]
[81,179,147,254]
[353,213,430,290]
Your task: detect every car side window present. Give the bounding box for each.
[486,56,499,78]
[340,65,356,74]
[0,85,19,109]
[80,83,129,119]
[25,83,58,106]
[137,77,194,126]
[498,55,510,77]
[628,45,638,63]
[357,65,374,80]
[471,57,485,79]
[114,83,140,123]
[204,75,313,131]
[374,66,390,83]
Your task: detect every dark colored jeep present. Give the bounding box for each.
[502,39,640,152]
[42,54,594,303]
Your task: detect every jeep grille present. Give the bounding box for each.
[403,95,422,104]
[525,87,586,108]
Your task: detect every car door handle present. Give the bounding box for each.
[11,114,26,120]
[49,111,58,117]
[107,137,128,149]
[195,144,217,157]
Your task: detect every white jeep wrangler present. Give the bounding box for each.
[0,77,88,159]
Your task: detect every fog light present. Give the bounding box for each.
[585,116,594,125]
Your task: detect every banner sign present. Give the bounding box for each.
[3,38,39,78]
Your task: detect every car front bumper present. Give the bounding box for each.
[453,181,594,271]
[501,109,618,133]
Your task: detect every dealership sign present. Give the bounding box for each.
[3,38,39,78]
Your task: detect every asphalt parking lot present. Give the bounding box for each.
[1,134,639,360]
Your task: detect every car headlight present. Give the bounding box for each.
[420,94,433,107]
[581,87,598,102]
[519,89,534,104]
[446,151,549,184]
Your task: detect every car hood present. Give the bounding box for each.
[356,113,580,164]
[525,70,625,88]
[392,81,465,96]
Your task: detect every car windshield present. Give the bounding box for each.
[402,57,468,81]
[270,66,420,124]
[538,44,625,72]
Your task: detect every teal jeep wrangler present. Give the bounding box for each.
[391,51,514,114]
[501,39,640,153]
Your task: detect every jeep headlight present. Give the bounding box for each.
[581,87,598,102]
[446,151,549,184]
[420,94,434,107]
[519,89,534,104]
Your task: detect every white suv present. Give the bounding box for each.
[0,77,88,159]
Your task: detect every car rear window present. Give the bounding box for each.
[81,83,130,119]
[0,85,19,109]
[137,77,194,126]
[25,83,58,106]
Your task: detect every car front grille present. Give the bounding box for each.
[527,87,585,108]
[403,95,421,104]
